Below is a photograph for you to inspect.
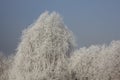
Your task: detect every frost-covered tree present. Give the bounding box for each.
[97,41,120,80]
[0,52,6,79]
[7,11,120,80]
[9,11,75,80]
[0,52,12,80]
[70,45,102,80]
[70,41,120,80]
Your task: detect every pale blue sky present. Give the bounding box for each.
[0,0,120,55]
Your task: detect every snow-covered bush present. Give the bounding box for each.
[70,41,120,80]
[9,11,75,80]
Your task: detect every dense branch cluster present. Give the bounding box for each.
[70,41,120,80]
[0,12,120,80]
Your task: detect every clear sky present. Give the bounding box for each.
[0,0,120,55]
